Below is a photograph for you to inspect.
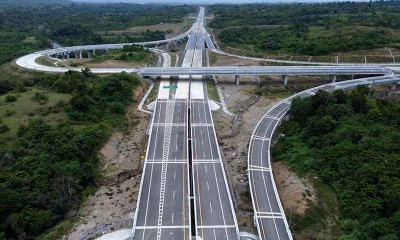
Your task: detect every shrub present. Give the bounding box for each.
[0,123,9,133]
[5,109,15,117]
[5,95,17,103]
[31,91,49,104]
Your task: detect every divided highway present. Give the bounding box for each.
[133,7,238,240]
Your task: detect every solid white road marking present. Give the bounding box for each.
[210,203,213,213]
[207,182,210,191]
[136,225,189,230]
[197,225,236,229]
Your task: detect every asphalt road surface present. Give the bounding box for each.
[248,101,292,240]
[191,82,238,240]
[133,99,191,240]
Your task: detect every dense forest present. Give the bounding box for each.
[209,1,400,56]
[0,70,141,239]
[272,87,400,239]
[0,3,195,64]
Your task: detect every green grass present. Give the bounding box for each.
[0,88,71,150]
[206,79,220,102]
[36,56,58,67]
[146,81,160,104]
[36,216,78,240]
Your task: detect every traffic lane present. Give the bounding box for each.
[161,163,189,226]
[153,101,167,124]
[254,118,277,139]
[135,163,152,225]
[133,228,189,240]
[191,101,212,124]
[265,102,290,118]
[259,217,291,240]
[194,163,236,227]
[201,227,237,240]
[168,126,186,161]
[136,163,162,227]
[249,139,270,168]
[192,126,219,160]
[251,170,280,213]
[147,126,165,160]
[172,100,187,124]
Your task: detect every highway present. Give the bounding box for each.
[132,9,205,240]
[247,74,400,240]
[133,7,238,240]
[11,6,400,240]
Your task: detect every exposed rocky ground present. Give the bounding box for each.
[212,76,318,234]
[212,79,278,233]
[273,162,316,216]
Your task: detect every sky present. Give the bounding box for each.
[71,0,369,3]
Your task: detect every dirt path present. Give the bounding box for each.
[64,84,151,240]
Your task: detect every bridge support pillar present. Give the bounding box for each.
[79,51,83,59]
[282,75,289,85]
[66,52,70,59]
[235,75,240,85]
[87,50,91,58]
[92,50,96,56]
[329,74,337,83]
[391,83,397,91]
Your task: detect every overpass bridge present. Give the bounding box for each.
[137,66,393,85]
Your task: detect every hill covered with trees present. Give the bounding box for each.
[273,87,400,239]
[209,1,400,56]
[0,3,195,65]
[0,70,141,239]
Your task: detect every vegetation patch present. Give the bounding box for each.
[88,45,154,65]
[273,87,400,239]
[0,69,142,239]
[0,3,196,65]
[210,2,400,56]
